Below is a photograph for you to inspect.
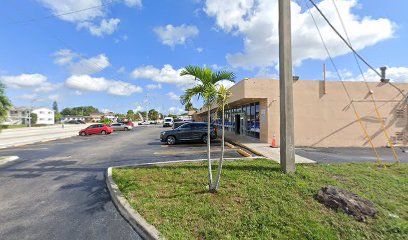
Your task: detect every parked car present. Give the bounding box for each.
[163,117,174,127]
[79,124,113,136]
[66,120,81,124]
[121,121,134,127]
[173,120,192,129]
[160,122,217,145]
[77,120,86,124]
[111,123,133,131]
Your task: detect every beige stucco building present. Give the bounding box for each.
[192,79,408,147]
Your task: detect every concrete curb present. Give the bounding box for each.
[237,149,252,157]
[106,167,163,240]
[224,142,235,149]
[225,138,266,158]
[0,156,20,166]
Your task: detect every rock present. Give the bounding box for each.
[316,186,377,222]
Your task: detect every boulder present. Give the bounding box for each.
[316,186,377,222]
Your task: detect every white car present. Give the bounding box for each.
[110,123,133,131]
[163,117,174,127]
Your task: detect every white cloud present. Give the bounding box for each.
[38,1,140,36]
[78,18,120,37]
[153,24,199,47]
[196,47,204,53]
[53,49,111,75]
[53,49,79,65]
[0,73,60,93]
[134,105,143,112]
[326,69,353,79]
[146,83,162,90]
[69,54,111,75]
[131,64,196,87]
[168,107,185,115]
[123,0,142,7]
[215,80,235,89]
[65,75,143,96]
[344,67,408,83]
[167,92,180,101]
[38,0,105,22]
[204,0,395,70]
[0,73,47,88]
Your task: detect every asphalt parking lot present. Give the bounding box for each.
[0,125,246,240]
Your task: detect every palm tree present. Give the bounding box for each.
[180,65,235,189]
[0,83,12,123]
[211,85,232,192]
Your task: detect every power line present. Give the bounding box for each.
[308,0,406,95]
[3,1,113,25]
[307,0,382,78]
[301,0,383,165]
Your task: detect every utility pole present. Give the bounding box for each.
[279,0,295,173]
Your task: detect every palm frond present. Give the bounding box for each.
[212,70,236,83]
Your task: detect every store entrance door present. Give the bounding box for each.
[235,114,240,134]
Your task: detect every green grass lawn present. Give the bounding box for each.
[113,159,408,240]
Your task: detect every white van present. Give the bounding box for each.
[163,117,174,127]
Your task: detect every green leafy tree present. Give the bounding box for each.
[61,106,99,116]
[126,110,135,121]
[30,113,38,125]
[212,85,232,191]
[148,109,159,121]
[180,65,235,191]
[0,83,12,123]
[100,116,112,124]
[52,101,58,113]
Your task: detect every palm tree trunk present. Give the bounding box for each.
[212,103,225,191]
[207,105,213,188]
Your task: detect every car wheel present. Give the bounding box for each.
[202,135,208,144]
[101,130,106,135]
[166,136,176,145]
[124,127,128,131]
[80,132,86,136]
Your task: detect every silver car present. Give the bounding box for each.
[111,123,133,131]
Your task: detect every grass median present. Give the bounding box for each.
[113,159,407,239]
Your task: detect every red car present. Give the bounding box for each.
[79,124,113,136]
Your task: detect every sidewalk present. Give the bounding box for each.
[223,131,316,164]
[0,124,89,149]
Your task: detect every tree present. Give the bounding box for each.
[52,101,58,113]
[60,106,99,116]
[180,65,235,191]
[100,116,112,124]
[212,85,232,191]
[30,113,38,125]
[126,110,135,121]
[0,83,12,123]
[148,109,159,121]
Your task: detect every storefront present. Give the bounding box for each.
[191,78,407,147]
[212,102,260,139]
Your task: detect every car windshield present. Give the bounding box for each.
[165,119,172,122]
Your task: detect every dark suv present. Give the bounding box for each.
[160,122,217,145]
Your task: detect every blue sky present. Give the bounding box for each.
[0,0,407,114]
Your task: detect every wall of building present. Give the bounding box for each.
[32,108,55,125]
[193,78,407,147]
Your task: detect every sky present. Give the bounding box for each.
[0,0,407,115]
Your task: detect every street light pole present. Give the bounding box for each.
[279,0,296,173]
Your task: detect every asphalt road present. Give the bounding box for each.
[0,126,242,240]
[296,147,407,164]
